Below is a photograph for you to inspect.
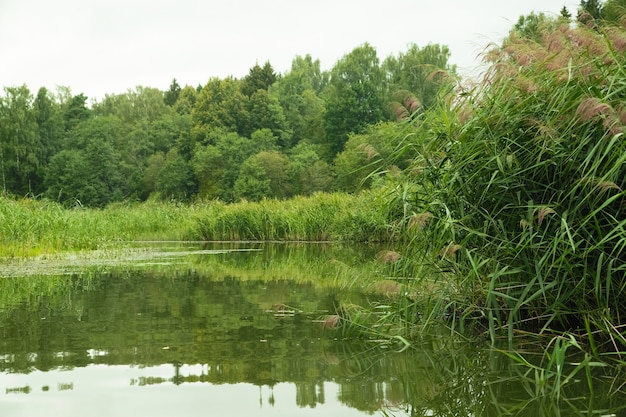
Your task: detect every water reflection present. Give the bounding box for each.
[0,243,624,416]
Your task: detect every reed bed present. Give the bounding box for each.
[0,191,393,257]
[0,198,198,256]
[380,20,626,358]
[193,191,392,242]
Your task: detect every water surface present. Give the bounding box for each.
[0,242,624,416]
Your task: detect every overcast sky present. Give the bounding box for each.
[0,0,579,101]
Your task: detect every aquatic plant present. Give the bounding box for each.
[193,191,393,242]
[380,18,626,359]
[0,197,198,256]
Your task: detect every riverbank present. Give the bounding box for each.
[0,191,393,258]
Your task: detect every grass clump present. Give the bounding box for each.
[193,191,393,242]
[0,197,198,257]
[378,19,626,354]
[0,191,393,258]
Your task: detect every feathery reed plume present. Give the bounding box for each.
[605,27,626,52]
[357,143,380,160]
[404,95,421,114]
[576,97,613,124]
[408,212,432,230]
[372,279,403,297]
[438,243,461,260]
[321,315,340,330]
[377,250,402,264]
[534,206,556,226]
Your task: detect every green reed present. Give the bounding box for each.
[0,197,198,256]
[0,190,394,258]
[193,191,393,242]
[370,19,626,367]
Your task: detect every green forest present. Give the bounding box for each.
[0,41,452,206]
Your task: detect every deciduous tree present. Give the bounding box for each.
[0,85,41,195]
[382,43,454,114]
[323,43,384,159]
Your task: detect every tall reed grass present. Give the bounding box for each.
[193,192,393,242]
[0,191,393,257]
[378,20,626,356]
[0,197,198,256]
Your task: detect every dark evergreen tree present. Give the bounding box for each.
[164,78,181,106]
[64,93,91,131]
[602,0,626,24]
[579,0,604,24]
[560,5,572,19]
[241,61,277,97]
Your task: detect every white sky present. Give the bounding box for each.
[0,0,579,101]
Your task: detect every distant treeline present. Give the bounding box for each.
[0,43,454,207]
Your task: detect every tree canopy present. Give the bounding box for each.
[0,42,455,206]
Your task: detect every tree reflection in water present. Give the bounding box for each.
[0,243,624,416]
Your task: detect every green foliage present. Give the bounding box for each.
[513,12,554,41]
[270,55,327,146]
[0,85,41,195]
[383,20,626,354]
[323,43,385,158]
[0,191,394,254]
[579,0,604,21]
[288,142,333,195]
[143,152,166,197]
[195,191,392,242]
[234,150,291,201]
[247,89,292,145]
[577,0,626,26]
[45,116,125,207]
[63,93,91,131]
[33,87,64,185]
[233,156,272,202]
[191,144,224,199]
[333,121,415,192]
[193,131,257,201]
[154,148,196,200]
[164,78,181,106]
[602,0,626,24]
[382,43,455,113]
[172,85,198,115]
[0,197,200,255]
[240,61,277,97]
[193,129,284,202]
[561,6,573,19]
[0,43,454,207]
[192,77,249,140]
[93,86,170,125]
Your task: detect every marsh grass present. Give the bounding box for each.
[368,19,626,373]
[0,198,198,257]
[193,191,393,242]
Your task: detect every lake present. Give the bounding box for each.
[0,242,624,416]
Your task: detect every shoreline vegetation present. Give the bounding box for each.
[0,191,393,257]
[1,4,626,401]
